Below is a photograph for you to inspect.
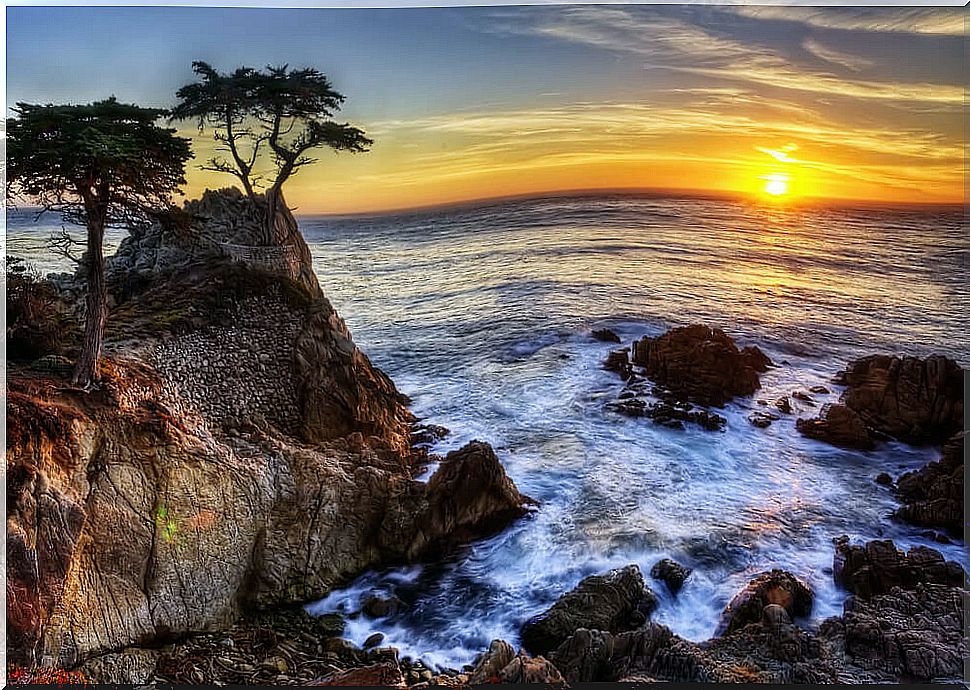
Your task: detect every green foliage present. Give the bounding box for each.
[172,61,371,197]
[6,97,193,226]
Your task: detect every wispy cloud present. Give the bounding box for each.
[802,38,874,72]
[730,7,965,36]
[490,7,962,107]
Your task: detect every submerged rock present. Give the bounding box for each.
[796,403,874,450]
[521,565,656,656]
[592,328,622,343]
[630,325,768,407]
[717,570,813,636]
[748,410,779,428]
[832,536,964,598]
[649,559,692,594]
[894,433,964,535]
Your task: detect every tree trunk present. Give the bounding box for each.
[71,218,107,388]
[265,184,282,246]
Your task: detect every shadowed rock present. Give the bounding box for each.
[592,328,621,343]
[650,558,692,594]
[894,433,964,535]
[839,354,963,445]
[796,403,874,450]
[630,325,769,407]
[832,536,964,598]
[521,565,656,656]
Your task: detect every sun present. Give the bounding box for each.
[762,173,789,197]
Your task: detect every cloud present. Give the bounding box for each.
[802,39,874,72]
[730,7,965,36]
[489,6,962,107]
[358,98,961,197]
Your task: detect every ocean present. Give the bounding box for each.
[7,193,968,668]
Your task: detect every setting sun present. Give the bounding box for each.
[763,173,789,197]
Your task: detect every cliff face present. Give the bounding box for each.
[7,193,532,669]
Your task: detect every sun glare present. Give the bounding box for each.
[763,174,789,197]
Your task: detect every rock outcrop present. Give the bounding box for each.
[838,354,963,445]
[717,570,813,636]
[894,433,964,535]
[818,583,965,682]
[544,537,967,684]
[630,325,769,407]
[799,354,964,449]
[832,537,964,598]
[7,252,532,668]
[520,565,656,656]
[105,187,319,294]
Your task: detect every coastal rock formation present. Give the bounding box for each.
[832,537,964,598]
[549,617,838,684]
[894,433,964,535]
[521,565,656,656]
[796,403,874,450]
[105,187,319,294]
[717,570,813,636]
[630,325,769,407]
[377,441,535,562]
[801,354,963,449]
[819,583,965,682]
[6,260,532,668]
[650,559,692,594]
[838,354,963,445]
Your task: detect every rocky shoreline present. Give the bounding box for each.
[6,190,965,685]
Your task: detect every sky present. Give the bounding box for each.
[6,4,966,213]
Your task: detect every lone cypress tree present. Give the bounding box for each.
[172,61,372,243]
[6,98,192,387]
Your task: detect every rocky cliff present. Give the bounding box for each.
[6,191,532,671]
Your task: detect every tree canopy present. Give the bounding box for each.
[7,97,192,226]
[6,97,192,387]
[171,61,372,202]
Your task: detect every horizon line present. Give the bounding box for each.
[291,186,966,219]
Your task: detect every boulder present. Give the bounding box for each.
[717,570,813,636]
[467,640,516,685]
[521,565,656,656]
[832,536,964,598]
[592,328,622,343]
[496,653,566,685]
[838,354,963,445]
[361,594,403,619]
[748,411,778,428]
[796,403,874,450]
[630,325,766,407]
[378,441,535,563]
[649,559,692,594]
[893,433,964,535]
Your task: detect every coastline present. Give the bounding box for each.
[5,190,966,685]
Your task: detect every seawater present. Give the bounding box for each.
[7,194,968,668]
